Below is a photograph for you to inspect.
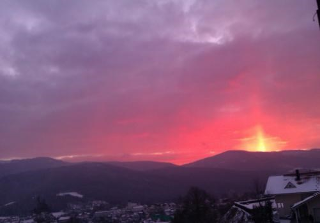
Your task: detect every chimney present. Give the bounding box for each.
[295,169,301,181]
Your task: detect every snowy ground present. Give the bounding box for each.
[3,202,15,207]
[56,192,83,198]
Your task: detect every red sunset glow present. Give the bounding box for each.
[0,1,319,164]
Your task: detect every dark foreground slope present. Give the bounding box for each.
[2,149,320,215]
[0,163,178,215]
[0,163,267,215]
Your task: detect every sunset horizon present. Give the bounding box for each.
[1,1,320,221]
[1,0,320,166]
[2,147,320,165]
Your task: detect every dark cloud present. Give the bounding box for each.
[0,0,319,163]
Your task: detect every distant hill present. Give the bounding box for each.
[0,163,182,214]
[0,163,267,215]
[2,149,320,215]
[184,149,320,172]
[0,163,178,206]
[106,161,177,171]
[0,157,66,178]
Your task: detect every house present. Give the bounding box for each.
[221,197,280,223]
[265,170,320,222]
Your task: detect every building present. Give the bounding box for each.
[265,170,320,222]
[221,197,279,223]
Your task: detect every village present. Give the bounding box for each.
[0,201,177,223]
[1,169,320,223]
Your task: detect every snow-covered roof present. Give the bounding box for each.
[292,192,320,209]
[56,192,83,198]
[51,211,65,218]
[21,220,35,223]
[236,200,276,210]
[265,173,320,195]
[59,216,71,221]
[235,197,276,211]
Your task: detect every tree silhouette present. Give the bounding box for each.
[173,187,218,223]
[251,200,273,223]
[32,196,50,214]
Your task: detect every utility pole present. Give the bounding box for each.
[317,0,320,28]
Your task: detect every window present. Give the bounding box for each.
[284,182,296,189]
[277,203,284,208]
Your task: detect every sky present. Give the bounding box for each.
[0,0,320,164]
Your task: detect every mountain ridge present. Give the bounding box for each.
[184,148,320,172]
[1,149,320,215]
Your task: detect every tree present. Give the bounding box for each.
[32,196,50,214]
[173,187,218,223]
[252,177,264,197]
[251,200,273,223]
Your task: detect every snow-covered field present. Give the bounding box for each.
[4,202,15,207]
[56,192,83,198]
